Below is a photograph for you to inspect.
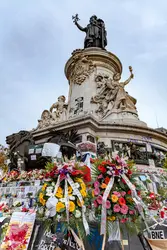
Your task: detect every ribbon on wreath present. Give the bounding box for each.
[121,174,157,232]
[100,173,158,236]
[67,174,90,235]
[46,176,61,217]
[100,177,115,235]
[46,173,89,235]
[65,179,69,223]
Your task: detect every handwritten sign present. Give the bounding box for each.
[37,230,82,250]
[151,230,165,239]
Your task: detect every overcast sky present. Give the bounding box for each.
[0,0,167,144]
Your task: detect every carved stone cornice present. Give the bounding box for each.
[65,48,122,83]
[32,114,167,148]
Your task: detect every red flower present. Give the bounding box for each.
[101,161,108,166]
[160,211,165,218]
[109,163,116,167]
[127,169,132,175]
[98,165,107,173]
[137,191,141,196]
[71,170,84,176]
[149,192,155,199]
[118,197,126,206]
[83,167,91,182]
[52,166,58,171]
[127,190,131,195]
[21,207,28,212]
[104,176,110,184]
[120,218,128,223]
[115,170,119,175]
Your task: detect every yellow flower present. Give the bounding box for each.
[68,186,73,194]
[39,193,46,206]
[80,189,87,197]
[41,199,46,206]
[108,216,116,221]
[39,193,43,199]
[42,183,47,191]
[101,183,107,189]
[81,182,86,190]
[75,178,83,183]
[56,192,63,198]
[69,201,75,212]
[111,194,118,203]
[77,199,84,207]
[92,190,95,197]
[56,202,65,212]
[57,187,63,194]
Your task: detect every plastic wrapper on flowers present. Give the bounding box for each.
[37,160,91,236]
[90,155,145,237]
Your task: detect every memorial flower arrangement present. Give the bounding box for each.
[141,191,161,211]
[4,169,46,183]
[1,222,33,250]
[77,142,96,153]
[91,156,143,227]
[0,202,9,213]
[1,151,165,249]
[37,161,91,235]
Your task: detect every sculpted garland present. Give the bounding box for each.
[69,51,96,85]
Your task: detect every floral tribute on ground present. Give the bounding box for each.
[1,152,167,249]
[37,161,91,236]
[36,155,149,246]
[91,155,145,238]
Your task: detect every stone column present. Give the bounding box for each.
[65,47,146,127]
[65,48,122,118]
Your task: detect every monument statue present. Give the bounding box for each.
[36,96,68,130]
[91,66,137,117]
[72,14,107,49]
[6,130,34,170]
[50,95,68,121]
[37,110,52,129]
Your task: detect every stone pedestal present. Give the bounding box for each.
[32,47,167,171]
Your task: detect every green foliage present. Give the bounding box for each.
[163,154,167,169]
[45,162,55,171]
[95,136,100,142]
[158,187,167,200]
[91,163,99,181]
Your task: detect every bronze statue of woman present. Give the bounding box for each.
[72,14,107,49]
